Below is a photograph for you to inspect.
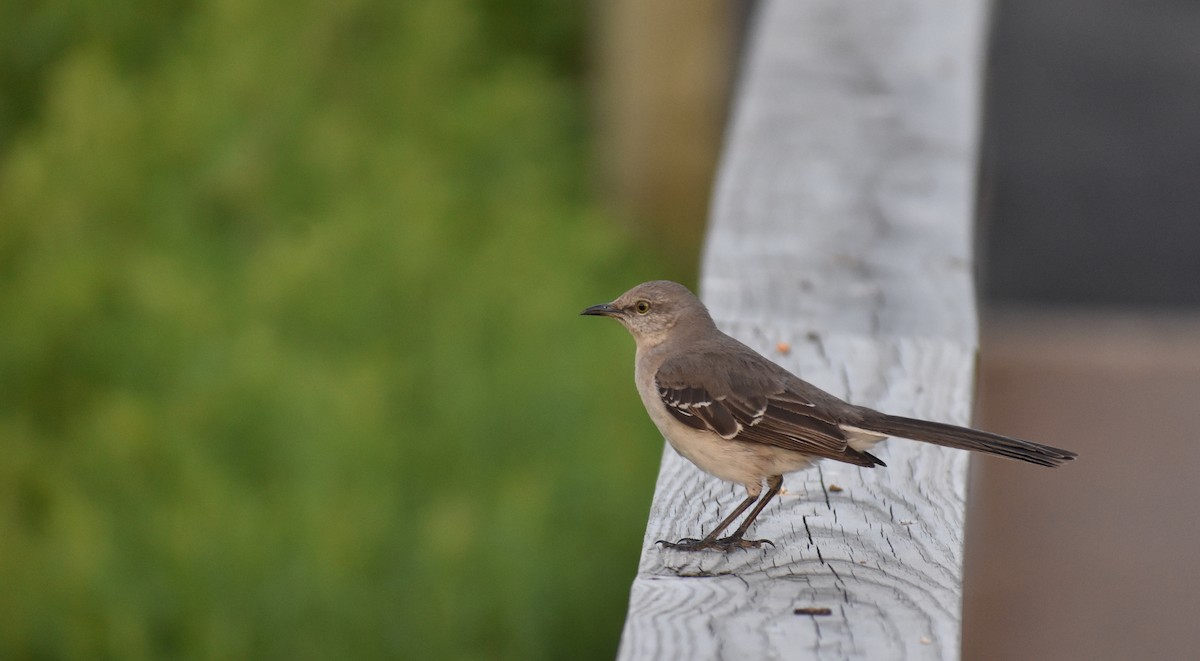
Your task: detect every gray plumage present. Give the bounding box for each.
[583,280,1076,551]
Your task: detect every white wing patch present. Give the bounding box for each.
[748,402,767,426]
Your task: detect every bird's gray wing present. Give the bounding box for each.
[654,350,883,467]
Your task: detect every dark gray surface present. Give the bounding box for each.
[980,0,1200,308]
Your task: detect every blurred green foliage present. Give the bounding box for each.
[0,1,691,658]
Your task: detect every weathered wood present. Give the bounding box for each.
[618,0,987,659]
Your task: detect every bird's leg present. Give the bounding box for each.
[715,475,784,549]
[656,478,783,551]
[656,491,758,551]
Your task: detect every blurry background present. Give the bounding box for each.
[3,0,1198,659]
[965,0,1200,658]
[0,1,706,658]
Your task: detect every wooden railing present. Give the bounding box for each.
[617,1,987,658]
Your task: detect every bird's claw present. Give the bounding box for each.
[717,536,774,549]
[655,536,774,552]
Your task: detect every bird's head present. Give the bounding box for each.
[581,280,715,347]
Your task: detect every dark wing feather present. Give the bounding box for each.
[654,351,884,467]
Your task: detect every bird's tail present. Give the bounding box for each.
[854,412,1077,468]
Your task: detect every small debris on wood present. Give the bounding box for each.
[827,484,843,492]
[794,607,833,616]
[899,519,913,525]
[776,341,791,355]
[919,636,933,645]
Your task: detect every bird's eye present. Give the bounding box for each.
[635,300,651,314]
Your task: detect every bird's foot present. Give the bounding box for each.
[655,536,774,552]
[716,535,774,550]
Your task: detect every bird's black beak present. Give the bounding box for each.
[581,302,619,317]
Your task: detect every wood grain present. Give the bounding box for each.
[618,0,986,658]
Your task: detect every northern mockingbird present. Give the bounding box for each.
[583,280,1076,552]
